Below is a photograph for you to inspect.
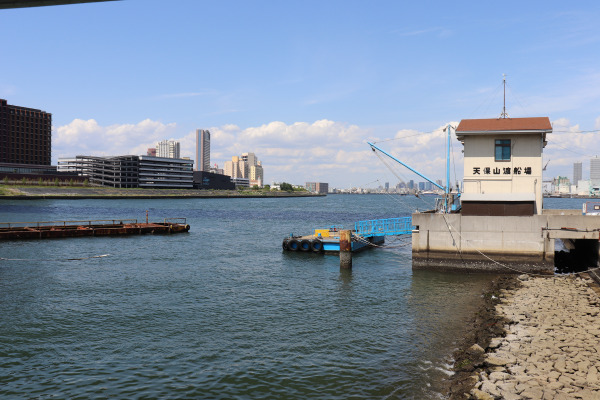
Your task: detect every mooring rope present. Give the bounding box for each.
[351,233,412,249]
[439,214,600,277]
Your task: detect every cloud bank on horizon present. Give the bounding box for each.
[54,115,600,189]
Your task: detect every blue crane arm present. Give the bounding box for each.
[367,142,445,191]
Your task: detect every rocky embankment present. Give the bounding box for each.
[452,275,600,400]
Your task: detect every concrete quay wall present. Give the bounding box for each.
[411,213,557,273]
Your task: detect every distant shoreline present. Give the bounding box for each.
[0,186,326,200]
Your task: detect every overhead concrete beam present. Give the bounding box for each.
[0,0,118,9]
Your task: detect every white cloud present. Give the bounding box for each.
[200,120,463,188]
[52,117,467,188]
[53,118,177,159]
[542,117,600,180]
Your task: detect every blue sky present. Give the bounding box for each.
[2,0,600,188]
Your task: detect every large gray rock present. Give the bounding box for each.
[489,371,510,383]
[469,343,485,354]
[485,355,515,367]
[480,380,501,398]
[470,388,494,400]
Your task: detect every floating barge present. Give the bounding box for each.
[0,218,190,240]
[282,218,413,254]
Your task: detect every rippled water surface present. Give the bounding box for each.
[2,194,566,399]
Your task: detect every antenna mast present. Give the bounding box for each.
[500,74,509,119]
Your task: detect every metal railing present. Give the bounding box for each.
[164,218,187,225]
[354,217,414,237]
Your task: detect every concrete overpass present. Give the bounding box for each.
[0,0,117,9]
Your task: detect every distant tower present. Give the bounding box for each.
[196,129,210,171]
[591,157,600,186]
[573,162,582,186]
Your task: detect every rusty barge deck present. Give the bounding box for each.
[0,218,190,240]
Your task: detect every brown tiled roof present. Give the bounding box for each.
[456,117,552,132]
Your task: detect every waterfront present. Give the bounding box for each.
[0,195,582,398]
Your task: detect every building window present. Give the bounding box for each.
[495,139,511,161]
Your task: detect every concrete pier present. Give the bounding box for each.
[411,210,600,273]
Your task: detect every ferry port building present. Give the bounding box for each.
[458,117,550,216]
[412,116,600,274]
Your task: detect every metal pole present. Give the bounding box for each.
[446,123,451,213]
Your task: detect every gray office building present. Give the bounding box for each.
[58,155,194,188]
[573,162,582,186]
[196,129,210,171]
[591,157,600,186]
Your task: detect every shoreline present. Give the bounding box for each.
[0,186,326,200]
[447,274,600,399]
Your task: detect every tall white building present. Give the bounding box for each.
[156,140,180,159]
[591,157,600,186]
[196,129,210,171]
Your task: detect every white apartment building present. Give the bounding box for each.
[157,140,180,159]
[249,162,263,187]
[224,152,263,187]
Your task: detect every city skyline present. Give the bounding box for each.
[2,1,600,188]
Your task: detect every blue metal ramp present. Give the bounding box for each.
[354,217,414,237]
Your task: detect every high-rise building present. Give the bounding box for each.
[196,129,210,171]
[306,182,328,194]
[249,162,263,187]
[0,98,52,165]
[591,157,600,186]
[240,152,257,178]
[224,160,235,178]
[573,162,582,186]
[147,148,156,156]
[156,140,180,158]
[224,152,263,187]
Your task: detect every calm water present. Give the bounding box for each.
[0,195,583,399]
